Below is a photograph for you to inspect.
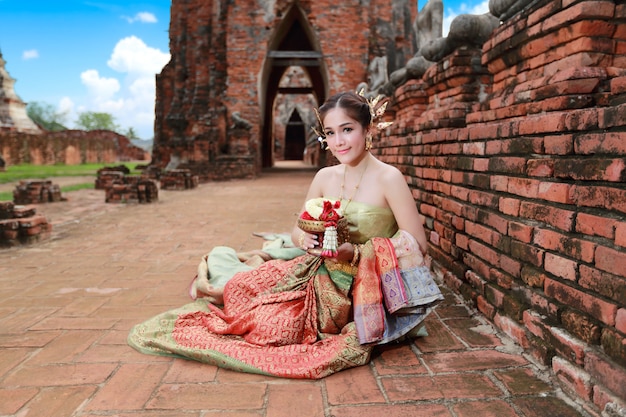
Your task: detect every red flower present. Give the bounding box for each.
[299,211,316,220]
[319,200,341,226]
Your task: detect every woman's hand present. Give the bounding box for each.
[297,229,318,251]
[322,242,354,263]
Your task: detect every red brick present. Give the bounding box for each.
[527,159,554,177]
[465,221,495,245]
[499,197,520,216]
[326,365,385,404]
[521,265,548,288]
[579,265,626,304]
[500,255,522,277]
[266,383,324,417]
[453,400,518,417]
[538,181,573,204]
[519,113,566,135]
[0,387,39,415]
[595,245,626,277]
[616,221,626,247]
[374,344,426,376]
[575,131,626,154]
[616,308,626,334]
[331,404,451,417]
[584,350,626,401]
[544,253,577,281]
[520,201,575,231]
[533,228,595,263]
[576,212,616,239]
[554,158,626,182]
[509,221,533,243]
[147,382,267,410]
[494,313,531,349]
[490,175,509,192]
[514,395,590,417]
[507,177,540,199]
[611,76,626,94]
[2,363,117,387]
[544,278,618,326]
[545,133,574,154]
[553,356,594,401]
[86,363,170,410]
[511,240,544,267]
[570,185,626,215]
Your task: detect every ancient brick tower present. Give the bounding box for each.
[0,51,42,134]
[152,0,416,180]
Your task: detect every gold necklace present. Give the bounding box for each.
[340,158,369,213]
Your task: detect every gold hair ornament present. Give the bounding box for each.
[312,108,328,150]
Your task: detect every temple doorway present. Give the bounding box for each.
[284,110,306,160]
[259,3,328,169]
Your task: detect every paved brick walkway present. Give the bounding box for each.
[0,163,590,417]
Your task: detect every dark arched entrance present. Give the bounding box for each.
[284,110,306,160]
[259,4,328,169]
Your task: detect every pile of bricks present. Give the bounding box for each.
[0,201,51,247]
[94,165,131,190]
[159,169,199,190]
[104,176,158,204]
[13,180,64,204]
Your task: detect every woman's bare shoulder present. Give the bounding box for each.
[373,159,405,184]
[307,165,342,197]
[313,165,341,181]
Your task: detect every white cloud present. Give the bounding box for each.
[22,49,39,60]
[58,97,74,115]
[443,0,490,37]
[75,36,170,139]
[80,69,120,101]
[123,11,158,24]
[107,35,170,75]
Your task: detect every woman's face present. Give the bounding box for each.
[322,107,368,165]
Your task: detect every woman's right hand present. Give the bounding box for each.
[297,229,318,251]
[322,242,354,263]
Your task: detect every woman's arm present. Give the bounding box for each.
[382,166,429,255]
[290,169,328,249]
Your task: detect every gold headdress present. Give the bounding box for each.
[312,89,393,150]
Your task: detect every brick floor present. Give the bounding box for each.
[0,162,591,417]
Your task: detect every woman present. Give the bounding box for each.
[128,91,442,379]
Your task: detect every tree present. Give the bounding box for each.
[75,111,120,132]
[124,127,140,140]
[26,101,68,131]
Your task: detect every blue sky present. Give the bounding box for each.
[0,0,489,140]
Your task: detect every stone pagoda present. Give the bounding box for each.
[0,50,42,134]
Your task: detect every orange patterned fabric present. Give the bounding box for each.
[162,254,371,379]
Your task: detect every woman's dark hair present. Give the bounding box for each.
[318,91,371,129]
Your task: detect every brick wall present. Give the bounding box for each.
[376,0,626,413]
[0,129,149,165]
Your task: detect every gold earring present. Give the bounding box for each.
[365,131,373,150]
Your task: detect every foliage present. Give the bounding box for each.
[75,111,120,132]
[124,127,140,140]
[26,101,68,132]
[25,104,141,139]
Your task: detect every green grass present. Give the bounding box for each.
[0,162,144,201]
[0,184,96,201]
[0,162,143,184]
